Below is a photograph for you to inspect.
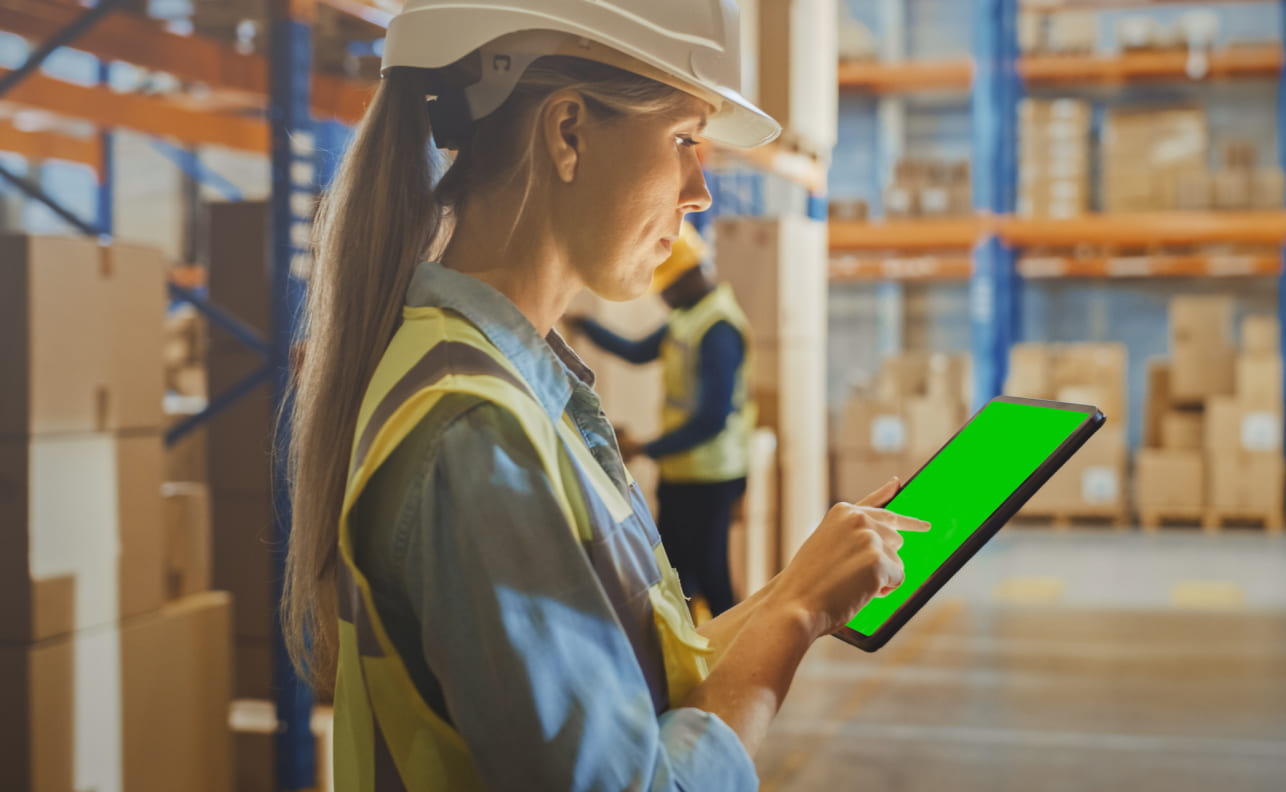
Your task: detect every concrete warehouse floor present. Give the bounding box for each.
[755,528,1286,792]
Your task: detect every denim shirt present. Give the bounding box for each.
[351,261,758,791]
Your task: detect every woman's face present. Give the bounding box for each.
[553,96,713,302]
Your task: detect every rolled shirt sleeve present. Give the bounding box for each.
[394,403,758,791]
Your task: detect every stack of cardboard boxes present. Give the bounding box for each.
[832,352,972,503]
[717,215,829,568]
[1018,99,1091,219]
[198,201,287,791]
[757,0,839,158]
[884,159,972,220]
[1172,141,1285,212]
[1006,342,1131,525]
[1103,107,1209,213]
[164,305,208,399]
[0,234,231,792]
[1140,298,1284,531]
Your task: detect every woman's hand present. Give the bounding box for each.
[770,477,930,640]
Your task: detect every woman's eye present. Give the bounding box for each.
[677,136,700,148]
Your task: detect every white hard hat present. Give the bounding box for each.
[381,0,781,149]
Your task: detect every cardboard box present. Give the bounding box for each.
[0,432,166,644]
[905,397,967,466]
[165,424,209,483]
[716,216,829,342]
[1171,296,1235,348]
[1242,315,1279,355]
[121,593,233,792]
[1205,396,1242,452]
[163,482,212,600]
[1208,451,1285,513]
[1171,342,1237,405]
[211,490,276,641]
[757,0,838,153]
[1252,168,1284,210]
[832,449,911,505]
[1205,397,1283,453]
[1052,343,1128,423]
[837,399,906,455]
[1212,169,1253,211]
[0,235,109,436]
[1143,359,1172,448]
[0,593,232,792]
[1135,449,1205,512]
[1237,354,1282,411]
[875,352,931,401]
[1026,426,1128,513]
[205,201,271,355]
[206,350,275,494]
[103,242,167,432]
[927,353,971,403]
[1005,343,1054,399]
[1161,410,1204,450]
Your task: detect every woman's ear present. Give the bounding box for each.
[542,91,588,184]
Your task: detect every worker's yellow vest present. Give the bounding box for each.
[658,284,755,483]
[332,305,714,790]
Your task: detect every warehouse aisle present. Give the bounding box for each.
[756,530,1286,792]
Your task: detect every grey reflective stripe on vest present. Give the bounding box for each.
[351,341,528,475]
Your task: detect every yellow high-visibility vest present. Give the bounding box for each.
[658,284,755,483]
[332,304,713,790]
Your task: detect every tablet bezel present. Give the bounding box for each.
[833,395,1105,652]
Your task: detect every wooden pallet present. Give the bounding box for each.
[1139,509,1206,533]
[1020,509,1132,531]
[1201,510,1285,534]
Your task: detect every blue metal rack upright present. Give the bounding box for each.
[969,0,1021,408]
[1280,0,1286,455]
[268,2,316,789]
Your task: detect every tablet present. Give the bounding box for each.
[834,395,1105,652]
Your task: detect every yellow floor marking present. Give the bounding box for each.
[1170,581,1246,610]
[994,576,1066,605]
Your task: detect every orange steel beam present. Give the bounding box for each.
[0,1,374,122]
[829,217,987,251]
[1019,253,1282,279]
[838,58,974,93]
[0,68,270,152]
[1023,0,1262,9]
[1020,44,1283,85]
[0,120,101,171]
[1000,212,1286,247]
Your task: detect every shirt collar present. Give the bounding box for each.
[405,261,595,421]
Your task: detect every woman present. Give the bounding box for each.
[284,2,930,789]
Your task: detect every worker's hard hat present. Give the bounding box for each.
[651,221,708,293]
[382,0,781,149]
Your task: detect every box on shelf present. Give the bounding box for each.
[832,450,912,505]
[757,0,838,155]
[1143,359,1172,448]
[1169,296,1236,404]
[163,482,212,601]
[0,593,232,792]
[837,398,906,456]
[0,235,166,436]
[1005,343,1055,399]
[0,432,166,644]
[1236,354,1283,411]
[1161,409,1204,451]
[1135,449,1205,513]
[1103,107,1208,213]
[1252,169,1285,210]
[1025,425,1128,514]
[716,216,828,343]
[1204,395,1282,454]
[905,397,967,466]
[165,424,209,484]
[1242,315,1280,356]
[1212,169,1253,211]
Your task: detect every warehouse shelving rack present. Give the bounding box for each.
[832,0,1286,412]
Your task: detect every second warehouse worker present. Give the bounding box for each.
[570,222,752,617]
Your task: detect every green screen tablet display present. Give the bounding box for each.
[846,399,1091,637]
